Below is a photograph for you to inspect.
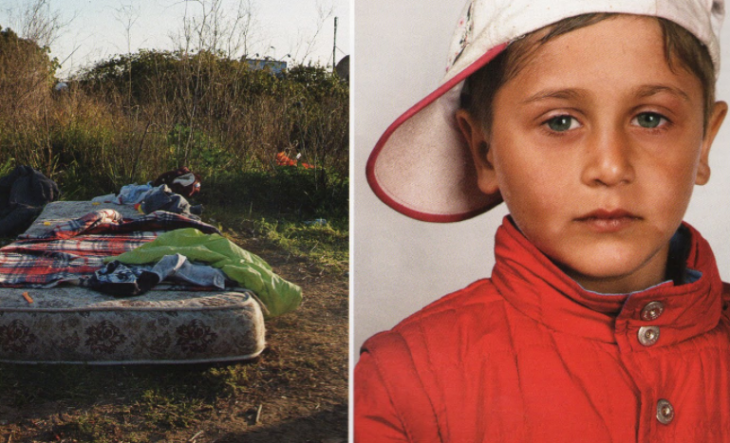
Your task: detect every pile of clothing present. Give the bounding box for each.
[0,166,301,317]
[92,167,203,218]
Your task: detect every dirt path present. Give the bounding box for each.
[0,233,349,442]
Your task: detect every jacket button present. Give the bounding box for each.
[638,326,660,346]
[657,399,674,424]
[641,301,664,321]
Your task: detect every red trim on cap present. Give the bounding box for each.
[366,43,509,223]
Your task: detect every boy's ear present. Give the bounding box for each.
[455,109,500,195]
[696,101,728,185]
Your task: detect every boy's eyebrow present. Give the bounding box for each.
[521,88,584,104]
[634,84,691,102]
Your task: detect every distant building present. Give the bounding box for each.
[245,59,287,75]
[335,55,349,82]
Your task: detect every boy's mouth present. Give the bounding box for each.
[575,209,641,232]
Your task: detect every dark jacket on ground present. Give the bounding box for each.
[0,165,60,236]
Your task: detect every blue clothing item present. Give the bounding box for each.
[114,183,157,204]
[88,254,228,297]
[140,185,199,219]
[150,253,227,288]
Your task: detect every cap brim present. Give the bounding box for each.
[366,43,507,223]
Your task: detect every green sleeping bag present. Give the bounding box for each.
[107,228,302,317]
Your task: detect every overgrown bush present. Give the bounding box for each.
[0,29,348,220]
[0,26,58,122]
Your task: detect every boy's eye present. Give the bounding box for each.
[633,112,667,129]
[545,115,580,132]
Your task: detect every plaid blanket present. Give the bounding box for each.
[0,209,220,288]
[19,209,220,240]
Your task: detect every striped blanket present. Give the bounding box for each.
[0,209,220,288]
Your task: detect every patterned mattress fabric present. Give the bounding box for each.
[0,201,266,364]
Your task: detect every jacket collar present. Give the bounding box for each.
[491,217,723,351]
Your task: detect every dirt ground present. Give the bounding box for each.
[0,230,349,442]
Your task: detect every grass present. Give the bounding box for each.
[56,414,128,443]
[256,220,348,273]
[137,388,204,429]
[207,208,349,275]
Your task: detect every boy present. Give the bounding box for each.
[355,0,730,441]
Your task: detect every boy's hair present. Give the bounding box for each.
[461,14,716,134]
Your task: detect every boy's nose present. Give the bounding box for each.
[580,128,636,187]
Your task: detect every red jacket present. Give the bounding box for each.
[355,218,730,442]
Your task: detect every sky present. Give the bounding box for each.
[0,0,350,79]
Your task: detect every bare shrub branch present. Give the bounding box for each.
[290,0,334,64]
[17,0,72,50]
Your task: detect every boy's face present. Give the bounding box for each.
[459,15,727,293]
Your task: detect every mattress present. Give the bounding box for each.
[0,201,265,364]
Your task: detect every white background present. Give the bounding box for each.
[353,1,730,357]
